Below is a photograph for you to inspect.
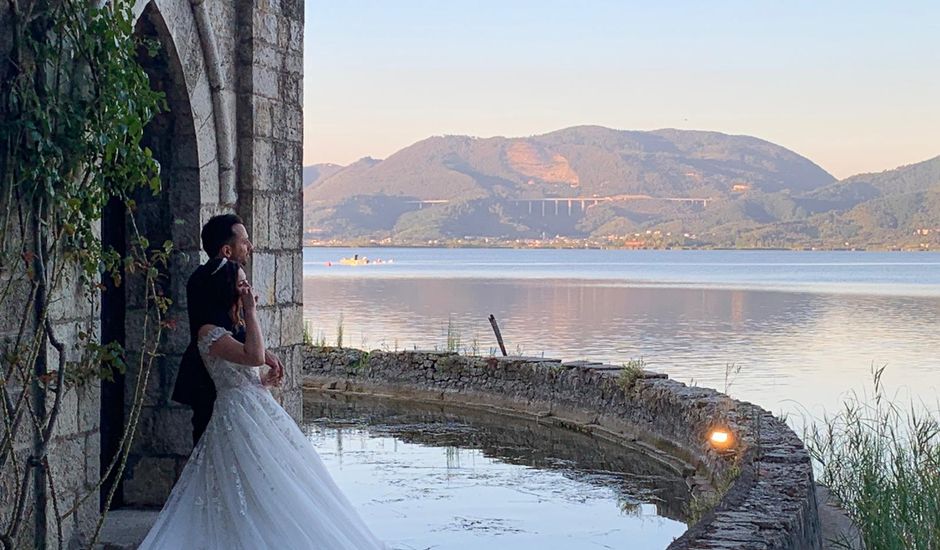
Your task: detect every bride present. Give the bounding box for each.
[139,258,386,549]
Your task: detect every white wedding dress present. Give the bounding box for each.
[139,327,386,549]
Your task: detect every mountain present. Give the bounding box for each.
[303,163,345,190]
[306,126,834,205]
[302,127,940,249]
[698,156,940,248]
[801,155,940,211]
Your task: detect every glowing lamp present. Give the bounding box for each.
[708,428,734,450]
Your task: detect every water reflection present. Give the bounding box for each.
[303,277,940,430]
[303,391,690,549]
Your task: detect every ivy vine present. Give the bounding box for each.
[0,0,172,547]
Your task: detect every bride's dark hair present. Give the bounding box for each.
[203,258,244,329]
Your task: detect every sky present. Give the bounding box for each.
[303,1,940,179]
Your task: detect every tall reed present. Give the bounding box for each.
[806,366,940,549]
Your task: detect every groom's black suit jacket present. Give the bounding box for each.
[171,263,246,416]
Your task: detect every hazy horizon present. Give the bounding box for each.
[303,1,940,179]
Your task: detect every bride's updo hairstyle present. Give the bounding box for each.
[202,257,244,330]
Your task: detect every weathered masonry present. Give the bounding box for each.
[304,348,827,550]
[0,0,304,546]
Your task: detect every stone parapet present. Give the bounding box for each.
[303,347,823,550]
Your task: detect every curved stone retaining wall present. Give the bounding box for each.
[302,347,822,550]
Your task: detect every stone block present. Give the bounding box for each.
[47,266,90,323]
[249,194,272,250]
[284,104,302,142]
[162,309,190,355]
[169,250,200,311]
[285,195,302,247]
[194,104,218,158]
[266,191,301,249]
[285,50,302,76]
[198,161,221,206]
[272,103,301,143]
[123,456,177,507]
[279,387,302,422]
[123,308,148,349]
[84,432,100,488]
[145,407,193,457]
[124,356,165,407]
[169,165,202,211]
[288,344,304,387]
[282,0,302,21]
[252,66,279,99]
[251,252,277,305]
[253,10,279,45]
[168,90,197,134]
[255,42,281,70]
[77,383,100,433]
[183,45,209,106]
[161,356,184,405]
[274,253,293,304]
[267,195,284,249]
[292,253,304,304]
[0,276,34,333]
[171,131,201,170]
[256,306,281,347]
[250,139,276,191]
[253,96,273,138]
[70,489,100,549]
[47,435,85,496]
[279,304,303,347]
[257,0,281,17]
[52,387,80,438]
[282,71,302,104]
[169,192,204,253]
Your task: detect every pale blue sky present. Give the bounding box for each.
[303,1,939,178]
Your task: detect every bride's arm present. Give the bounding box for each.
[198,279,265,366]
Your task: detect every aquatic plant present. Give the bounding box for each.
[303,320,313,346]
[354,350,370,372]
[806,365,940,550]
[723,362,742,395]
[445,317,461,353]
[617,358,646,391]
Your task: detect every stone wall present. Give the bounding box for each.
[0,0,304,545]
[117,0,305,509]
[235,0,305,421]
[303,348,823,550]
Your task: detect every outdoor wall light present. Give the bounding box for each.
[708,428,734,451]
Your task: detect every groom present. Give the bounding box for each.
[172,214,284,445]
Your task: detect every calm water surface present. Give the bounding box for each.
[303,392,689,550]
[302,248,940,426]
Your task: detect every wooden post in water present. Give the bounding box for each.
[488,314,508,356]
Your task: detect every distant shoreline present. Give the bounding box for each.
[303,240,936,252]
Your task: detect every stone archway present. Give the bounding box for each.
[101,0,214,508]
[100,0,306,509]
[101,0,234,506]
[0,0,303,544]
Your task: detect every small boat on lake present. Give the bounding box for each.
[334,254,392,266]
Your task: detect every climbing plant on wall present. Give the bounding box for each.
[0,0,170,547]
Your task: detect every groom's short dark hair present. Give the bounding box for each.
[201,214,243,258]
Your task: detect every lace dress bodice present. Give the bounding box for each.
[197,326,263,393]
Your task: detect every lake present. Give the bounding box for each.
[302,391,689,549]
[301,247,940,429]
